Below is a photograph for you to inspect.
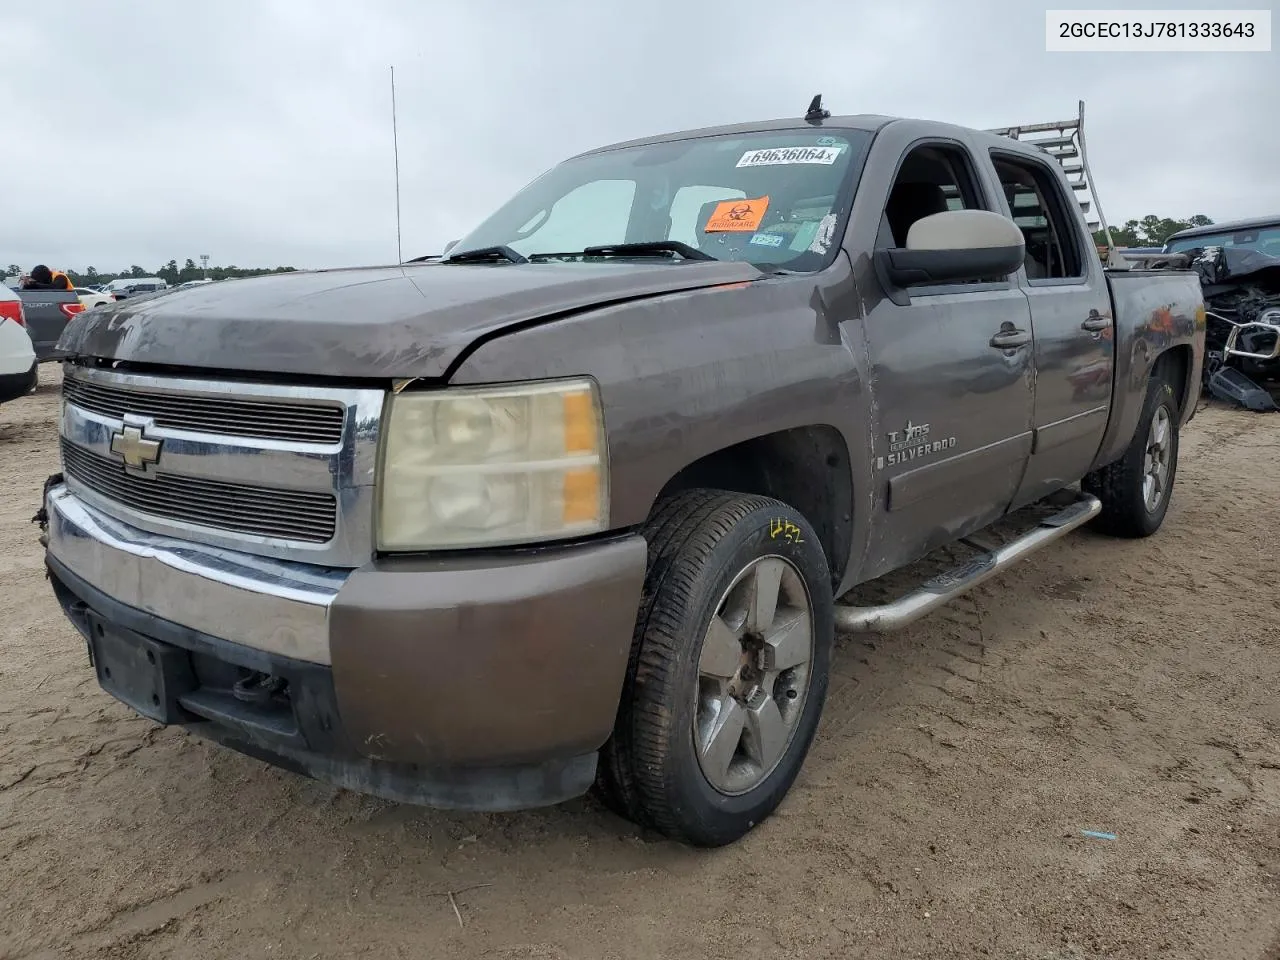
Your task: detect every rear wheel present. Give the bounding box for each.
[596,489,834,847]
[1083,372,1180,537]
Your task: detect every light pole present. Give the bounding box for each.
[199,254,210,280]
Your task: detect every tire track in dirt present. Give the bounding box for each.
[9,873,250,960]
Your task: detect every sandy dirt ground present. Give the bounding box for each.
[1,364,1278,960]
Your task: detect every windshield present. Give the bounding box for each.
[449,128,874,270]
[1165,224,1280,258]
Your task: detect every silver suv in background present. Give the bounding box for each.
[102,278,168,300]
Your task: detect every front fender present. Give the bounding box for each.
[446,264,877,589]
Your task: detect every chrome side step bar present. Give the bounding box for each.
[833,493,1102,634]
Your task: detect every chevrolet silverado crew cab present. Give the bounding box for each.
[38,99,1205,847]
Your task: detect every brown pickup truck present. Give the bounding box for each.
[38,100,1205,847]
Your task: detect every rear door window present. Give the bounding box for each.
[990,153,1085,281]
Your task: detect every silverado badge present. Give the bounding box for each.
[875,419,957,470]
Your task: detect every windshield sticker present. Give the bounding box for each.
[704,195,770,232]
[788,221,819,251]
[736,146,842,168]
[808,213,839,254]
[749,232,786,248]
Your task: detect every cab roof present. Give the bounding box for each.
[568,113,1049,163]
[569,114,898,160]
[1166,214,1280,242]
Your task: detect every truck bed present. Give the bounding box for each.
[17,289,83,361]
[1091,268,1206,470]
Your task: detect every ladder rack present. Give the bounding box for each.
[986,100,1119,262]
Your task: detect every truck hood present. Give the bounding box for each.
[58,259,764,379]
[1190,245,1280,297]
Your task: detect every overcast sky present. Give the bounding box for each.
[4,0,1276,272]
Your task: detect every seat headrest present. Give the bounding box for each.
[886,182,949,247]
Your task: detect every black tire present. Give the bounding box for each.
[596,489,834,847]
[594,492,697,828]
[1082,372,1180,538]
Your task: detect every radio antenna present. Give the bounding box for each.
[804,94,830,124]
[391,65,403,264]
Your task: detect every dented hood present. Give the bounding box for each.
[58,259,763,379]
[1191,246,1280,297]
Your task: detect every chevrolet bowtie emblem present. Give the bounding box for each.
[110,424,162,472]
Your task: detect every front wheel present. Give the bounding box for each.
[596,489,834,847]
[1083,373,1180,537]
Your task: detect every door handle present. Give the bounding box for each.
[989,328,1032,350]
[1081,315,1112,332]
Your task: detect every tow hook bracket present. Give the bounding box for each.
[232,672,287,704]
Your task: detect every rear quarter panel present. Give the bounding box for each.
[0,315,37,376]
[1089,269,1205,471]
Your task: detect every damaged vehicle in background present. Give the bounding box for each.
[1162,217,1280,412]
[1124,218,1280,412]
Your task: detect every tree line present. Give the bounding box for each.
[1092,214,1214,248]
[5,260,297,287]
[7,213,1219,286]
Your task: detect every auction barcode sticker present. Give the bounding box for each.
[736,146,841,168]
[1046,9,1271,51]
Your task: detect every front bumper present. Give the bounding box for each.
[0,359,37,403]
[44,483,648,809]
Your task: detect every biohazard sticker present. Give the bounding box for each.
[704,196,770,232]
[736,145,841,168]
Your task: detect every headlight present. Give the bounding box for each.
[376,377,608,550]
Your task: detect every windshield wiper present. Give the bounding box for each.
[580,241,715,262]
[444,244,529,265]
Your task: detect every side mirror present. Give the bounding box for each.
[876,209,1025,291]
[442,239,459,255]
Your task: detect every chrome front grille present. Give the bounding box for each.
[58,364,386,567]
[60,439,338,543]
[63,376,346,444]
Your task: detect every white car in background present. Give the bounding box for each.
[74,287,116,309]
[0,285,38,405]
